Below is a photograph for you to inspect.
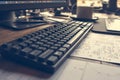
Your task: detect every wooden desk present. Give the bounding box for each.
[0,24,51,45]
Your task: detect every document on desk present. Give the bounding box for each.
[71,33,120,64]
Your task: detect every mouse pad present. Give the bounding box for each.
[92,18,120,35]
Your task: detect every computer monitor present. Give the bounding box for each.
[97,0,117,12]
[108,0,117,11]
[0,0,67,29]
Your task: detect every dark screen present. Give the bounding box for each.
[0,0,67,11]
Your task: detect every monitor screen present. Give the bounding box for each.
[0,0,67,11]
[0,0,67,29]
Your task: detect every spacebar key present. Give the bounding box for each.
[67,30,84,46]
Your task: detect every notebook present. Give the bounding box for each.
[105,18,120,32]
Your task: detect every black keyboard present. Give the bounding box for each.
[0,20,93,73]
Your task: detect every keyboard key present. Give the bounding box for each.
[30,44,39,49]
[28,50,42,59]
[19,42,28,48]
[20,47,32,56]
[47,56,58,65]
[11,45,22,53]
[46,42,54,46]
[67,30,84,45]
[51,46,59,50]
[42,44,51,48]
[63,44,71,49]
[57,41,65,45]
[17,37,27,42]
[54,51,63,59]
[59,47,67,53]
[54,44,62,48]
[38,47,47,51]
[35,42,44,45]
[25,40,33,45]
[30,38,37,42]
[38,49,54,62]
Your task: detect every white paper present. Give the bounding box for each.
[72,32,120,64]
[106,19,120,31]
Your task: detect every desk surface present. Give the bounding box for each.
[0,13,120,80]
[0,24,51,45]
